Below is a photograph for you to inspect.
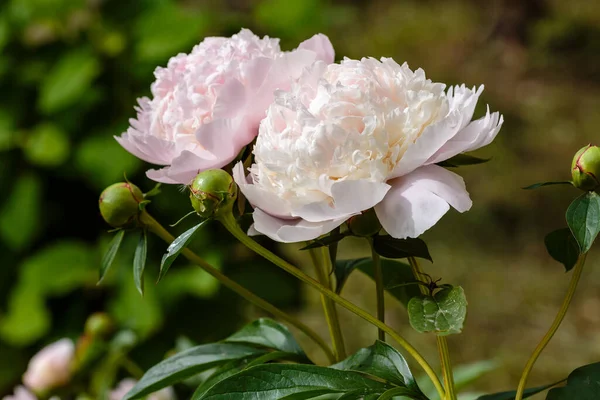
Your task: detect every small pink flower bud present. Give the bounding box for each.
[22,339,75,394]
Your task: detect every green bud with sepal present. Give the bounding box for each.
[84,312,114,338]
[572,144,600,191]
[99,182,144,228]
[189,169,237,218]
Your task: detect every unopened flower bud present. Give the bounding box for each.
[189,169,237,218]
[347,208,381,237]
[23,339,75,394]
[572,144,600,191]
[84,313,113,338]
[99,182,144,227]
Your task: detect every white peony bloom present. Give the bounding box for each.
[117,28,334,184]
[110,378,176,400]
[22,339,75,393]
[235,57,503,242]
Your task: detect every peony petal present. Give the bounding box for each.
[375,165,472,239]
[115,133,176,165]
[147,150,219,184]
[251,208,348,243]
[298,34,335,64]
[294,180,390,222]
[391,109,464,178]
[425,109,503,165]
[212,79,247,119]
[233,163,292,218]
[447,84,483,130]
[196,117,253,160]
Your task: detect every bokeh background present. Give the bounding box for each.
[1,0,600,398]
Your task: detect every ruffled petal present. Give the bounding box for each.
[447,84,483,130]
[426,108,504,165]
[375,165,472,238]
[115,133,176,165]
[294,180,390,222]
[391,109,464,178]
[146,150,218,184]
[250,208,348,243]
[298,33,335,63]
[196,117,252,160]
[233,163,292,218]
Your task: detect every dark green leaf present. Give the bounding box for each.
[224,318,306,357]
[159,221,208,281]
[437,153,491,168]
[335,259,421,306]
[377,387,419,400]
[373,236,432,262]
[546,362,600,399]
[522,181,573,190]
[133,230,147,295]
[123,343,267,400]
[566,191,600,253]
[332,340,424,397]
[192,360,245,400]
[544,228,580,271]
[0,173,41,251]
[300,232,348,250]
[407,286,467,335]
[197,364,393,400]
[476,380,563,399]
[99,230,125,283]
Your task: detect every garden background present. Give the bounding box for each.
[1,0,600,397]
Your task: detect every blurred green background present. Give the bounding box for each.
[1,0,600,398]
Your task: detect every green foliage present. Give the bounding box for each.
[407,286,467,336]
[546,362,600,399]
[476,381,563,399]
[566,191,600,253]
[373,235,432,261]
[544,228,580,271]
[224,318,306,357]
[23,123,71,167]
[437,153,491,168]
[159,220,208,281]
[133,230,148,295]
[99,229,125,283]
[0,173,41,251]
[522,181,573,190]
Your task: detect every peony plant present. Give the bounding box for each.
[10,28,599,400]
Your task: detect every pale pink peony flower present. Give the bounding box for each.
[2,386,37,400]
[110,378,176,400]
[22,339,75,393]
[117,29,335,184]
[235,57,503,242]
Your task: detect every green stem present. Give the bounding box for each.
[310,247,346,361]
[369,240,386,341]
[139,211,335,364]
[219,214,445,399]
[121,356,144,379]
[409,256,454,400]
[515,253,587,400]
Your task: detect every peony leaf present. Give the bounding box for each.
[158,220,208,282]
[373,235,432,261]
[544,228,580,271]
[123,343,268,400]
[407,286,467,336]
[475,380,563,399]
[224,318,306,357]
[196,364,393,400]
[522,181,573,190]
[133,230,148,295]
[300,231,348,250]
[331,340,424,396]
[99,230,125,284]
[566,191,600,253]
[437,153,491,168]
[546,362,600,399]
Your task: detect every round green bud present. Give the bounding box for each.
[189,169,237,218]
[84,312,113,338]
[572,144,600,191]
[347,208,381,237]
[99,182,144,227]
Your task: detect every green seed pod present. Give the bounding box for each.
[347,208,381,237]
[84,312,113,338]
[99,182,144,228]
[572,144,600,191]
[189,169,237,218]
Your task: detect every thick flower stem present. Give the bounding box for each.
[515,253,587,400]
[219,214,445,400]
[409,256,455,400]
[308,247,347,361]
[139,210,335,364]
[369,240,386,341]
